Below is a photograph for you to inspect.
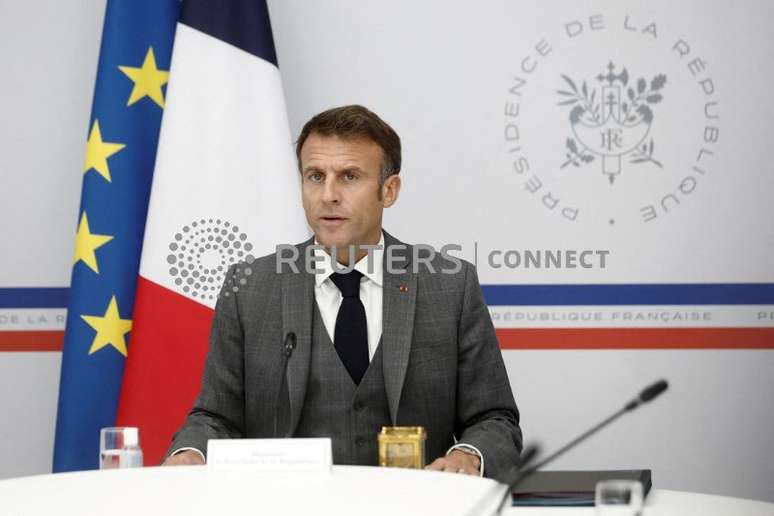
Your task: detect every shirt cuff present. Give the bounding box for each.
[170,447,206,464]
[446,443,484,476]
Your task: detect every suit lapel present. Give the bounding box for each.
[282,237,315,436]
[381,231,417,424]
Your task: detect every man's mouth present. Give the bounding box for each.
[320,216,347,226]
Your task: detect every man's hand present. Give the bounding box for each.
[425,449,481,475]
[162,450,205,466]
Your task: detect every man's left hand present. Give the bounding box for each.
[425,450,481,475]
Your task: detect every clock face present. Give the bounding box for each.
[385,442,417,468]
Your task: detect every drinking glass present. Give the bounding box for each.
[99,427,143,469]
[595,479,644,516]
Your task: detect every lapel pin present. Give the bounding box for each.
[399,284,409,293]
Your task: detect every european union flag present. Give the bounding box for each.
[53,0,180,472]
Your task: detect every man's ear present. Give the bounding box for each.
[381,174,401,208]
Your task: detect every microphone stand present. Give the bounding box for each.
[495,379,669,514]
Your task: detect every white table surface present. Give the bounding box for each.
[0,465,504,516]
[0,465,771,516]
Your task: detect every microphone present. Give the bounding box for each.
[273,332,296,438]
[516,444,540,469]
[495,444,540,513]
[624,379,668,410]
[496,379,669,514]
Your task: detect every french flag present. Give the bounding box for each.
[116,0,307,465]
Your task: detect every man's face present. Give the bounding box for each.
[300,133,400,251]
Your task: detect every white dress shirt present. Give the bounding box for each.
[313,234,383,360]
[173,232,483,474]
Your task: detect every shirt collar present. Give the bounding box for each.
[313,233,385,288]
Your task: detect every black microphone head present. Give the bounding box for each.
[283,332,297,357]
[518,443,540,470]
[639,379,668,403]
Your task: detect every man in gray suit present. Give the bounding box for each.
[164,105,522,480]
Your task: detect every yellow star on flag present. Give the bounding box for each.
[73,212,114,274]
[118,47,170,108]
[81,296,132,357]
[83,120,125,182]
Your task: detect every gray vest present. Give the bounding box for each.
[294,305,392,465]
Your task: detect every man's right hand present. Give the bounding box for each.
[162,450,205,466]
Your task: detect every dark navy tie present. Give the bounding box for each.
[330,270,369,385]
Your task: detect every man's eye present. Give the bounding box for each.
[343,172,356,181]
[308,172,323,182]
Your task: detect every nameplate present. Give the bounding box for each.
[206,438,333,472]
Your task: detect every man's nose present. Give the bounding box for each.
[322,178,340,204]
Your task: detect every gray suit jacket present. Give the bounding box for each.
[169,231,523,480]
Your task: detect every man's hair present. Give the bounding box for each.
[295,105,401,183]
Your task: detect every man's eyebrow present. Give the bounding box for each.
[302,165,367,174]
[339,166,365,174]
